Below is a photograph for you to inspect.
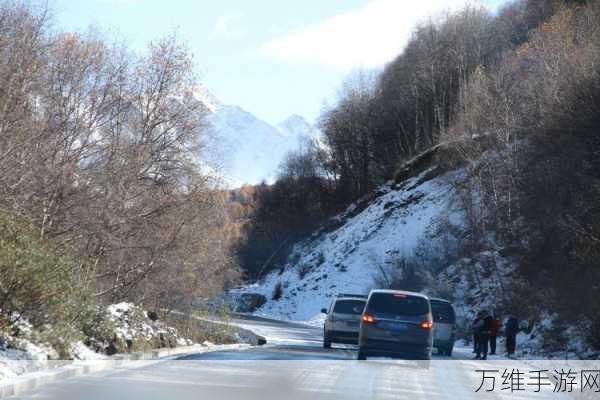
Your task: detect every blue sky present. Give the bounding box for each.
[55,0,507,125]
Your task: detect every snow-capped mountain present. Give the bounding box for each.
[194,86,319,187]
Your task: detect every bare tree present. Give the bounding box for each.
[0,2,240,313]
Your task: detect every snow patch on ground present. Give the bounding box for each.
[0,319,60,380]
[301,313,327,328]
[107,302,193,348]
[0,348,46,380]
[70,342,105,361]
[1,303,190,380]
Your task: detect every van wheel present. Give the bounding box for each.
[357,348,367,360]
[323,332,331,349]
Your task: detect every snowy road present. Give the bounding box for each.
[183,314,356,360]
[201,313,473,360]
[10,316,569,399]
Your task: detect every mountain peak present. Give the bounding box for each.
[194,84,320,187]
[277,114,318,140]
[192,84,222,113]
[282,114,309,124]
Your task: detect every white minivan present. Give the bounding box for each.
[322,294,367,348]
[430,298,456,356]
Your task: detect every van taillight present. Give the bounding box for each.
[362,314,377,324]
[419,321,433,330]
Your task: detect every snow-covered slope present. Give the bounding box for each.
[233,167,464,323]
[228,142,596,358]
[195,86,319,187]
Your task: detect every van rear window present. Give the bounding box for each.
[431,301,456,323]
[333,299,366,314]
[367,293,430,316]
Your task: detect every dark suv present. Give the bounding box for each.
[358,290,433,362]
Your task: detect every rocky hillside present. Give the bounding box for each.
[230,145,595,358]
[231,150,464,320]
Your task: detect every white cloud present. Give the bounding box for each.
[261,0,482,70]
[212,13,245,38]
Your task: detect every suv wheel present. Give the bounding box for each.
[357,348,367,360]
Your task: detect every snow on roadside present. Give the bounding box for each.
[301,313,327,328]
[0,348,46,380]
[0,338,58,380]
[70,342,105,360]
[105,303,193,349]
[1,303,188,380]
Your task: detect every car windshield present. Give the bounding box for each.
[367,293,430,316]
[431,301,456,323]
[333,299,366,314]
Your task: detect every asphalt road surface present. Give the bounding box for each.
[9,315,567,400]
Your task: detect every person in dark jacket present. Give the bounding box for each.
[475,311,493,360]
[489,314,502,355]
[505,316,519,356]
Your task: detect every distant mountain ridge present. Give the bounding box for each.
[193,85,319,187]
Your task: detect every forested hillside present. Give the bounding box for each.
[237,0,600,354]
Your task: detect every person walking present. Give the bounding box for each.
[505,315,519,356]
[489,314,501,355]
[475,311,493,360]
